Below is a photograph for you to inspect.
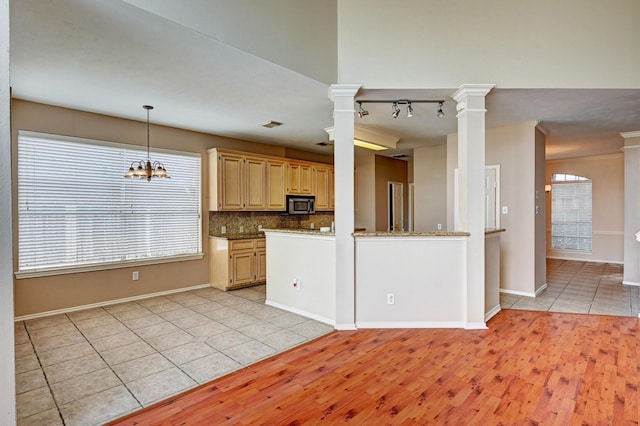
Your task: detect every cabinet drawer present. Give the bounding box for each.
[230,240,255,251]
[255,238,266,249]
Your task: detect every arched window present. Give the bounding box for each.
[550,173,592,251]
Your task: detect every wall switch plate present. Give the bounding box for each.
[221,226,226,234]
[132,271,139,281]
[310,223,314,229]
[437,224,442,231]
[387,293,394,305]
[239,226,244,233]
[501,206,508,214]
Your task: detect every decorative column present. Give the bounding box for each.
[451,84,494,329]
[622,131,640,286]
[329,84,360,330]
[0,0,16,422]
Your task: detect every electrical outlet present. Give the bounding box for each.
[293,278,300,290]
[387,293,394,305]
[501,206,508,214]
[310,222,314,229]
[132,271,139,281]
[437,224,442,231]
[258,224,263,231]
[239,226,244,233]
[221,226,226,234]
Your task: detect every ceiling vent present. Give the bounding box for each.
[391,154,410,159]
[260,120,283,128]
[316,142,333,147]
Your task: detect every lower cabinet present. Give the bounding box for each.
[210,237,266,291]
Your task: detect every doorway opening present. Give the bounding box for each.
[388,181,404,231]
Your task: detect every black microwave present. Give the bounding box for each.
[286,194,315,214]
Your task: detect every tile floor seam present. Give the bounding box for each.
[21,320,66,425]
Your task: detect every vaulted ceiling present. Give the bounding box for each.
[10,0,640,159]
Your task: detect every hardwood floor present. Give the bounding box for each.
[109,309,639,425]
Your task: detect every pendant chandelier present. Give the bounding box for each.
[124,105,170,181]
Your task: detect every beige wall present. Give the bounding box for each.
[338,0,640,88]
[448,121,541,295]
[354,152,375,231]
[413,144,447,231]
[374,155,408,231]
[11,99,330,317]
[534,129,547,291]
[546,154,624,264]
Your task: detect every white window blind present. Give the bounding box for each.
[17,131,202,275]
[551,175,592,252]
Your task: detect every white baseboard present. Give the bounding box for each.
[356,321,466,329]
[265,300,335,327]
[485,305,501,322]
[15,283,212,322]
[536,283,548,296]
[465,322,488,330]
[546,254,623,265]
[334,323,357,331]
[623,281,640,287]
[500,288,536,298]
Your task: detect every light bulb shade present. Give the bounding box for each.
[133,164,146,177]
[124,167,136,178]
[391,102,400,118]
[437,102,445,118]
[407,103,414,118]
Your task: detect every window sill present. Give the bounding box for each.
[14,253,204,279]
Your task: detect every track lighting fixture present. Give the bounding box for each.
[357,102,369,118]
[391,102,401,118]
[356,99,446,119]
[407,102,414,118]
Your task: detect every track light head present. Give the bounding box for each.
[407,102,414,118]
[391,102,400,118]
[357,102,369,118]
[437,101,445,118]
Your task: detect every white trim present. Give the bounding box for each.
[356,321,466,329]
[265,300,335,327]
[262,230,336,241]
[15,253,204,279]
[335,323,357,331]
[592,230,624,236]
[15,283,211,322]
[500,288,536,298]
[465,322,488,330]
[536,283,548,296]
[328,84,360,101]
[620,131,640,139]
[622,281,640,287]
[485,305,501,322]
[451,83,496,102]
[547,153,624,162]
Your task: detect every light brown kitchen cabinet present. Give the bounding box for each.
[210,237,266,290]
[266,159,286,210]
[287,161,313,194]
[314,164,332,211]
[209,149,267,211]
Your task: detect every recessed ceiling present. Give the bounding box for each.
[9,0,640,160]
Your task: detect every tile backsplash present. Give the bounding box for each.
[209,211,335,236]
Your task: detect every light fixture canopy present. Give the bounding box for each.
[124,105,171,182]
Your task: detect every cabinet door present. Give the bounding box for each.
[288,162,313,194]
[230,251,255,287]
[219,153,245,210]
[256,249,267,282]
[299,163,313,194]
[245,156,267,210]
[267,160,286,210]
[314,166,331,210]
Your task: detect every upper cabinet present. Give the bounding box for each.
[287,161,313,195]
[314,164,332,211]
[209,148,333,211]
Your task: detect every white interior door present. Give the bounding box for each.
[388,181,404,231]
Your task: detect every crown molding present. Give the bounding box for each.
[620,130,640,139]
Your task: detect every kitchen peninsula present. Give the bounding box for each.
[263,228,504,328]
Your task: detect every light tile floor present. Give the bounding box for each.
[14,285,333,426]
[501,259,640,317]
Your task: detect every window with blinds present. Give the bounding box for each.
[550,173,592,252]
[17,131,202,276]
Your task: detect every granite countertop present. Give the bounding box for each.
[262,228,334,236]
[485,228,506,235]
[209,232,265,240]
[353,231,470,237]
